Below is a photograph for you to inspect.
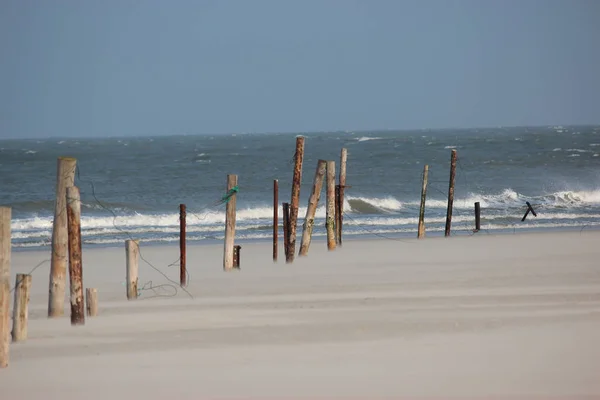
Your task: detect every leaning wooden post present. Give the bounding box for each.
[86,288,98,317]
[299,160,327,256]
[66,186,85,326]
[273,179,278,262]
[282,202,290,259]
[0,207,11,368]
[287,136,305,263]
[474,202,481,232]
[223,174,238,271]
[49,156,77,318]
[326,161,336,251]
[125,239,139,300]
[179,204,186,287]
[337,148,347,245]
[11,274,31,342]
[417,164,429,239]
[444,149,457,237]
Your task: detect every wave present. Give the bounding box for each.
[10,189,600,232]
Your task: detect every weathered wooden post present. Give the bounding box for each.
[66,186,85,326]
[299,160,327,256]
[474,202,481,232]
[179,203,186,287]
[287,136,305,263]
[337,148,347,245]
[86,288,98,317]
[223,174,238,271]
[125,239,139,300]
[49,156,76,318]
[0,207,11,368]
[282,202,290,259]
[273,179,278,262]
[326,161,336,250]
[445,149,457,237]
[417,164,429,239]
[11,274,31,342]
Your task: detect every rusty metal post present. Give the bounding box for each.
[66,186,85,326]
[233,245,241,269]
[179,203,186,287]
[288,136,305,263]
[335,185,341,244]
[273,179,278,262]
[444,149,457,237]
[282,202,290,260]
[418,164,429,239]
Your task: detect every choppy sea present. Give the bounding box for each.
[2,125,600,249]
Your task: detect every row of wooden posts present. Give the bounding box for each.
[0,142,479,368]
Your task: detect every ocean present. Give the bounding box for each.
[2,125,600,249]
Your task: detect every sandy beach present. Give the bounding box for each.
[1,230,599,399]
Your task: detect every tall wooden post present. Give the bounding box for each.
[335,185,341,244]
[337,148,347,245]
[126,239,139,300]
[299,160,327,256]
[0,207,11,368]
[223,174,238,271]
[86,288,98,317]
[445,149,457,237]
[179,204,186,287]
[66,186,84,326]
[417,164,429,239]
[326,161,336,251]
[287,136,305,263]
[282,202,290,260]
[49,156,76,318]
[11,274,31,342]
[273,179,278,262]
[474,202,481,232]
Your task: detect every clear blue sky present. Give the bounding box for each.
[1,0,599,139]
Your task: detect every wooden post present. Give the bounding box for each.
[299,160,327,256]
[287,136,305,263]
[282,202,290,260]
[273,179,278,262]
[179,204,186,287]
[326,161,336,251]
[125,239,139,300]
[86,288,98,317]
[0,207,11,368]
[223,174,238,271]
[417,164,429,239]
[49,156,77,318]
[474,202,481,232]
[337,148,347,245]
[11,274,31,342]
[66,186,84,326]
[445,149,457,237]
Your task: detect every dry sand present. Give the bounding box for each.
[1,231,599,399]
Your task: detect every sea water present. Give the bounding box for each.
[2,125,600,249]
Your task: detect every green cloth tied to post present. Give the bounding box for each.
[220,185,239,204]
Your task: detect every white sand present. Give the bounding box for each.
[1,231,599,398]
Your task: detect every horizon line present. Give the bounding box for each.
[1,123,598,141]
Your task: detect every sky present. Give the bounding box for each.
[1,0,599,139]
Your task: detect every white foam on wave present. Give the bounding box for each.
[356,137,383,142]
